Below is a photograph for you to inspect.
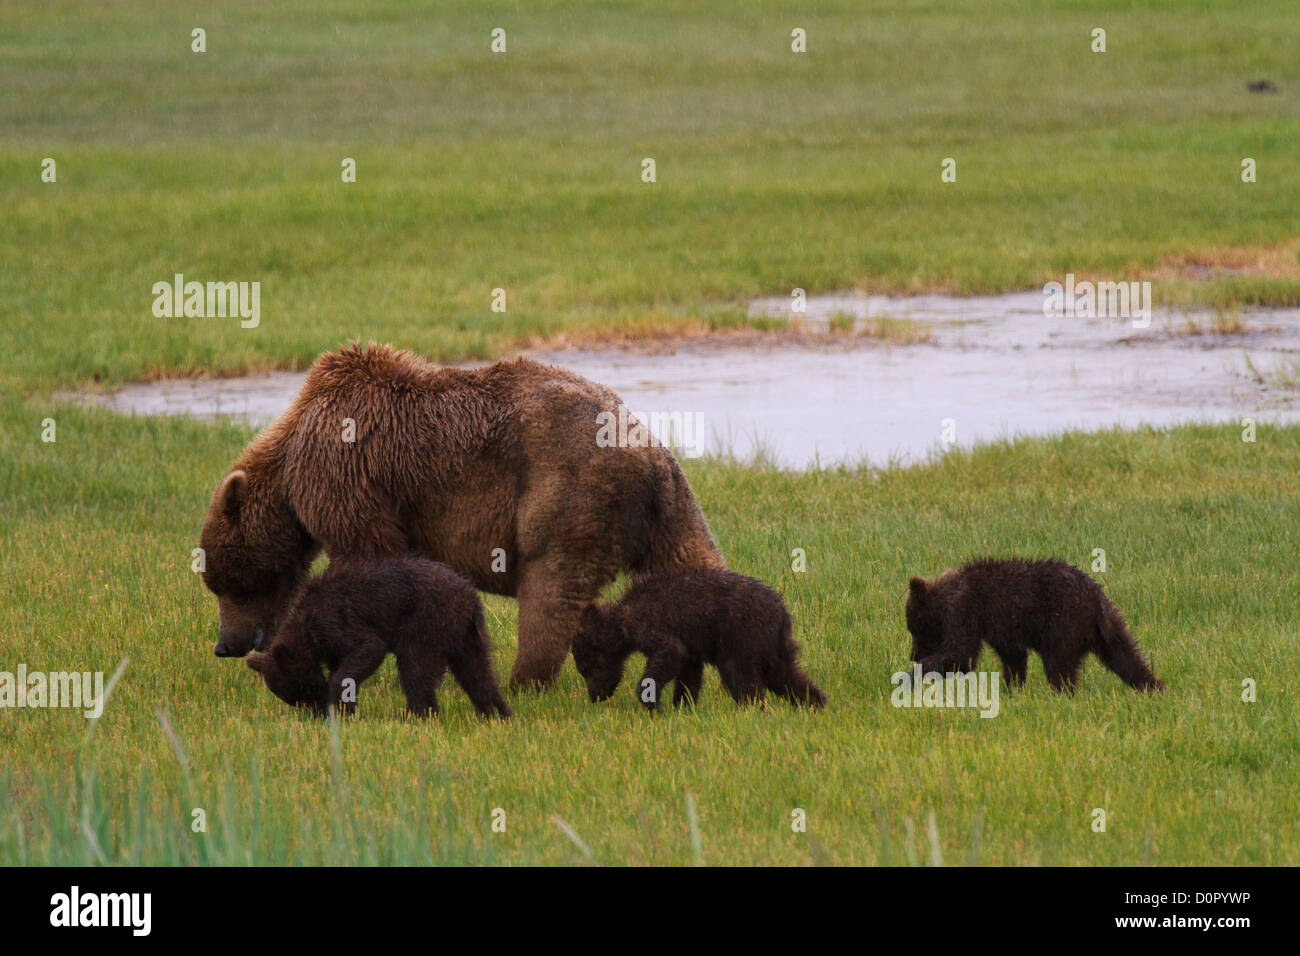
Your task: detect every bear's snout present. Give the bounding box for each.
[213,594,279,659]
[214,626,255,657]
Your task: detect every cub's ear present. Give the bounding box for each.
[908,577,928,599]
[579,604,602,629]
[215,469,248,524]
[246,650,271,674]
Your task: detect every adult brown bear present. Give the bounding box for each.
[198,343,724,689]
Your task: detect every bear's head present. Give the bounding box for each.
[905,576,944,662]
[246,643,329,715]
[199,469,316,658]
[571,603,631,702]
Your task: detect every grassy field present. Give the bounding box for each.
[3,407,1297,865]
[2,1,1299,865]
[2,1,1298,391]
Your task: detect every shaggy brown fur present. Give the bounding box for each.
[200,343,725,689]
[905,558,1162,693]
[246,556,511,718]
[572,569,826,710]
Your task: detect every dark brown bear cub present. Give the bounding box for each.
[572,569,826,710]
[246,556,512,718]
[905,558,1162,693]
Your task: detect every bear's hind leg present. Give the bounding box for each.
[766,616,825,708]
[396,648,444,718]
[717,659,765,706]
[448,647,513,719]
[1041,651,1081,694]
[1095,639,1162,692]
[1094,605,1162,691]
[771,666,826,709]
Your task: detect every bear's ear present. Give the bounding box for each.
[908,577,927,599]
[215,470,247,524]
[580,604,602,629]
[246,650,270,674]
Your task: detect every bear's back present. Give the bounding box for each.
[947,558,1105,638]
[303,556,479,643]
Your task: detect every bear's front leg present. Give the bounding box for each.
[512,558,605,691]
[402,693,440,719]
[918,626,980,677]
[916,653,969,677]
[993,647,1028,688]
[327,637,389,716]
[673,659,704,707]
[638,647,686,711]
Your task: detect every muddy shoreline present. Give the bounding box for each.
[76,294,1300,469]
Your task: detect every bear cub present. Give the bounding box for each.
[572,569,826,710]
[905,557,1162,692]
[246,556,512,718]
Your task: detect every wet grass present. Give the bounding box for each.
[1161,307,1251,337]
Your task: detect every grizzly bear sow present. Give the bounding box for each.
[199,343,724,689]
[905,558,1162,692]
[572,569,826,710]
[246,556,511,718]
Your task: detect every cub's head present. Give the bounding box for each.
[905,576,944,662]
[246,643,329,715]
[571,603,629,702]
[199,469,315,658]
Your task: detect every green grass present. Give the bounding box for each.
[2,0,1298,865]
[2,403,1297,865]
[2,0,1298,391]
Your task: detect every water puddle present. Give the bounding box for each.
[82,293,1300,469]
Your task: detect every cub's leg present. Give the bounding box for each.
[1095,639,1162,692]
[717,658,765,705]
[918,623,981,676]
[1040,650,1081,693]
[448,645,514,719]
[1094,605,1162,691]
[992,646,1029,689]
[767,616,826,708]
[673,659,705,708]
[639,642,687,711]
[918,650,978,676]
[328,634,390,715]
[771,665,826,709]
[395,645,445,718]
